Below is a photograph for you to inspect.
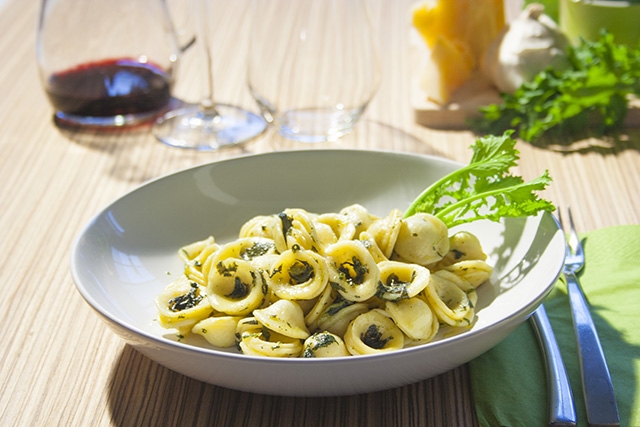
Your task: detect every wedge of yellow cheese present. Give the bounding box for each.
[412,0,505,105]
[422,37,474,104]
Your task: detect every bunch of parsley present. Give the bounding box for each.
[404,132,555,227]
[471,31,640,142]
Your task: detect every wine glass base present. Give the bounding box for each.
[153,104,266,150]
[273,107,365,143]
[54,109,162,129]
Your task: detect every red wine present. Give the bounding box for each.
[45,58,172,118]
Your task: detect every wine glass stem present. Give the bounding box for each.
[197,0,219,119]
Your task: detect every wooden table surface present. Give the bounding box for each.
[1,0,639,425]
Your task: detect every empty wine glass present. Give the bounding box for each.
[248,0,380,143]
[153,0,266,150]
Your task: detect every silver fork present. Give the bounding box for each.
[560,207,620,427]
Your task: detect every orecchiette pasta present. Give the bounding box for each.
[425,270,478,327]
[385,297,438,342]
[364,208,403,259]
[358,231,389,264]
[339,204,376,238]
[428,230,488,271]
[393,213,450,265]
[302,332,350,358]
[192,315,242,348]
[238,330,304,358]
[344,309,405,355]
[444,260,493,288]
[155,205,493,357]
[207,258,267,316]
[314,299,370,337]
[315,213,356,242]
[238,215,278,239]
[211,237,277,264]
[274,208,323,254]
[324,240,380,302]
[376,260,431,301]
[253,299,310,339]
[267,246,329,300]
[180,236,220,287]
[304,285,336,330]
[155,277,213,335]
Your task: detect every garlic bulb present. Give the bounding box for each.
[483,3,571,94]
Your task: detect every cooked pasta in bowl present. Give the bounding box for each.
[156,204,493,358]
[70,149,564,396]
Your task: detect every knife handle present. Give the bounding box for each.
[531,305,577,426]
[566,272,620,427]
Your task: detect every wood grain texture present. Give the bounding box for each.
[1,0,638,426]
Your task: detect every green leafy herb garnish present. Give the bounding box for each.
[471,31,640,142]
[404,132,555,228]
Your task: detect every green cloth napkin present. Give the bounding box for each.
[470,225,640,427]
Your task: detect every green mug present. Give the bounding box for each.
[560,0,640,46]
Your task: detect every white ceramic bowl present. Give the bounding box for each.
[70,149,564,396]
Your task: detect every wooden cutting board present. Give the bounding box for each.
[412,72,502,129]
[410,33,640,129]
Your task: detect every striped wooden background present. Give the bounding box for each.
[1,0,638,425]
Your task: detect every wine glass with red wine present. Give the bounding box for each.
[37,0,181,129]
[152,0,266,150]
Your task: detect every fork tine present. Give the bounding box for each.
[557,208,572,261]
[558,208,570,246]
[566,207,583,260]
[557,207,564,233]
